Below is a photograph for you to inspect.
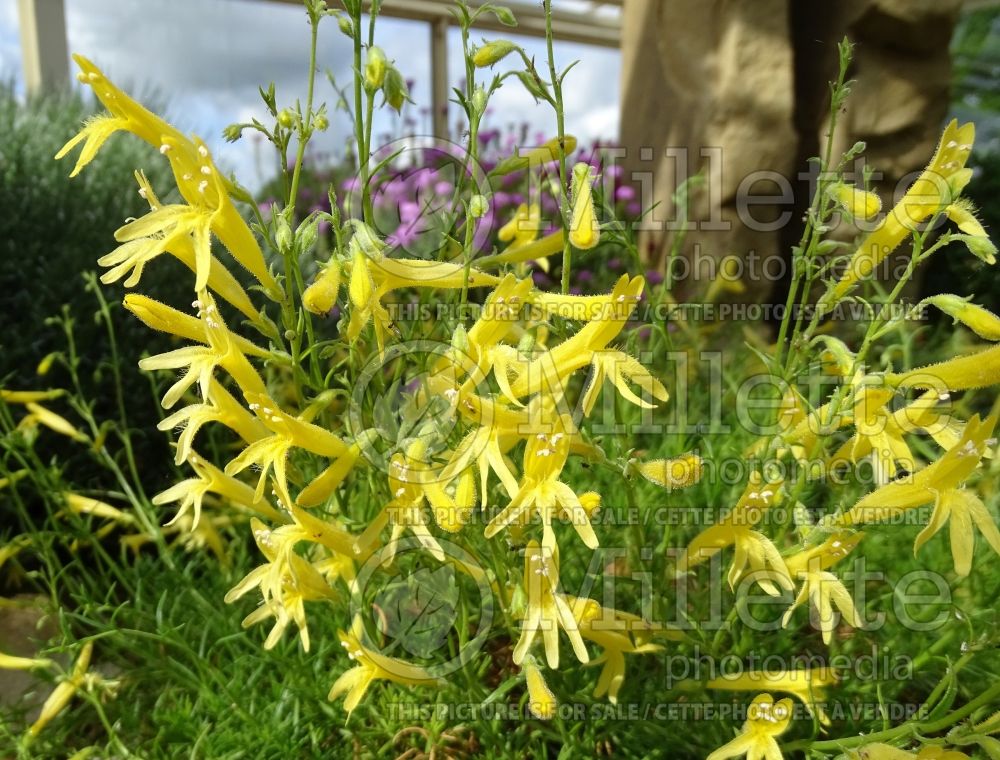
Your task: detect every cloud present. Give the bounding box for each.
[4,0,620,190]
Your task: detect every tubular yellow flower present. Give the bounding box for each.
[637,453,703,491]
[154,451,284,528]
[675,473,792,596]
[22,402,88,443]
[705,668,836,725]
[138,291,267,408]
[491,135,578,176]
[836,411,1000,577]
[888,342,1000,391]
[58,56,279,297]
[782,532,864,645]
[581,350,669,417]
[569,162,600,250]
[512,540,589,668]
[946,199,997,263]
[0,389,65,404]
[828,120,975,302]
[328,614,444,716]
[523,660,558,719]
[0,651,54,670]
[569,597,664,704]
[485,412,599,551]
[28,641,94,739]
[706,693,794,760]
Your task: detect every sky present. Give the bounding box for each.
[2,0,621,191]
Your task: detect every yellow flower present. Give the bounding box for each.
[829,120,975,301]
[344,223,499,354]
[58,56,279,297]
[153,450,284,529]
[888,342,1000,392]
[569,597,664,704]
[18,402,88,443]
[706,693,793,760]
[491,135,578,176]
[830,386,969,484]
[507,274,644,400]
[782,532,863,645]
[138,291,267,408]
[0,651,54,670]
[836,411,1000,577]
[225,515,355,651]
[473,39,519,68]
[328,614,444,716]
[706,669,836,726]
[225,391,355,510]
[485,412,599,551]
[512,540,589,668]
[28,642,119,740]
[946,199,997,263]
[637,452,704,491]
[675,473,792,596]
[523,659,558,719]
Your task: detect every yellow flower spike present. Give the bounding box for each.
[28,641,94,740]
[328,614,444,717]
[829,120,976,301]
[569,162,600,250]
[637,452,704,491]
[512,540,589,669]
[836,411,1000,577]
[706,693,794,760]
[0,651,54,670]
[830,183,882,220]
[23,402,88,443]
[782,532,864,645]
[0,389,65,404]
[924,295,1000,341]
[523,660,558,719]
[303,261,342,315]
[123,295,268,358]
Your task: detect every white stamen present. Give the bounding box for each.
[159,144,172,154]
[198,145,209,157]
[200,165,211,175]
[198,180,209,193]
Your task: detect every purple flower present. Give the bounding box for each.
[626,201,642,217]
[607,258,622,270]
[614,185,636,202]
[532,271,550,287]
[576,270,594,283]
[645,269,664,286]
[434,180,454,196]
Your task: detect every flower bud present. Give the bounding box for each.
[637,453,703,490]
[337,15,353,36]
[313,113,329,131]
[473,39,518,68]
[303,262,342,315]
[364,46,388,91]
[274,210,293,252]
[382,66,409,112]
[925,294,1000,341]
[277,109,294,128]
[471,85,487,116]
[569,162,599,250]
[524,661,557,720]
[469,194,489,218]
[829,184,881,220]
